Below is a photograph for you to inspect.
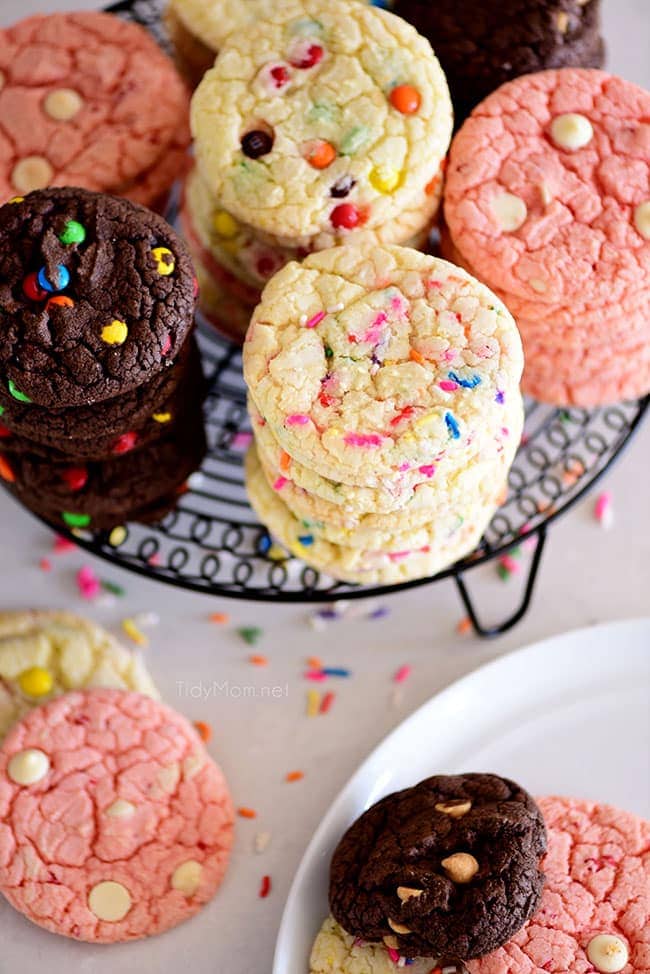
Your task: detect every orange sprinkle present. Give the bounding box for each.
[307,656,322,669]
[389,84,421,114]
[210,612,230,624]
[285,771,304,783]
[194,720,212,743]
[238,807,258,819]
[409,348,426,365]
[456,616,472,636]
[279,451,291,473]
[305,139,336,169]
[0,455,15,483]
[425,174,441,196]
[249,654,268,666]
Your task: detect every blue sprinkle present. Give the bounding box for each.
[38,264,70,293]
[316,609,339,620]
[495,389,505,404]
[298,534,314,547]
[370,0,391,6]
[322,667,351,678]
[445,411,461,439]
[258,534,271,554]
[369,606,390,620]
[448,370,481,389]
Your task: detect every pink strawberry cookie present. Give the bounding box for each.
[0,689,235,943]
[444,69,650,308]
[468,796,650,974]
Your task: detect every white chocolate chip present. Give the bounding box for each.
[388,918,412,934]
[183,753,204,780]
[529,277,549,294]
[491,192,527,232]
[171,860,203,897]
[397,886,423,903]
[441,852,479,884]
[105,799,136,818]
[156,763,180,793]
[586,934,629,973]
[11,156,54,194]
[539,182,553,207]
[88,881,132,922]
[43,88,84,121]
[550,113,593,151]
[633,201,650,239]
[8,748,50,785]
[556,11,569,32]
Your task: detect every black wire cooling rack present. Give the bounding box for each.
[3,0,648,637]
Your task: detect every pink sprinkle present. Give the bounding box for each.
[161,334,172,356]
[286,414,310,426]
[439,380,458,392]
[443,348,456,362]
[501,427,509,437]
[305,310,326,329]
[388,550,411,562]
[344,433,382,447]
[499,554,520,574]
[231,431,253,449]
[394,665,411,684]
[418,465,436,478]
[387,948,400,963]
[272,476,288,491]
[53,534,76,554]
[398,463,411,472]
[426,279,442,290]
[304,670,327,682]
[39,558,52,572]
[594,491,613,526]
[76,565,100,600]
[148,552,162,566]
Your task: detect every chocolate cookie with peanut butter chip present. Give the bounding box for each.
[329,773,547,960]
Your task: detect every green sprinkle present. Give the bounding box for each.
[8,379,31,403]
[508,545,522,558]
[324,346,334,359]
[238,626,263,646]
[0,405,4,416]
[559,410,570,424]
[59,220,86,245]
[101,580,125,596]
[497,564,511,582]
[62,511,91,528]
[307,101,340,124]
[340,126,369,155]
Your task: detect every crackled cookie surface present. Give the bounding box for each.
[0,611,158,743]
[0,689,234,942]
[310,915,438,973]
[0,12,190,207]
[329,773,546,960]
[243,246,523,487]
[468,796,650,974]
[444,69,650,307]
[191,0,452,240]
[0,188,196,408]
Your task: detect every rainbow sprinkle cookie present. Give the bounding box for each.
[243,246,523,487]
[310,915,436,973]
[0,611,159,743]
[190,0,452,243]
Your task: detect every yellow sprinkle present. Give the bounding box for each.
[369,166,403,194]
[306,689,321,718]
[151,246,175,276]
[212,210,239,238]
[267,544,287,561]
[18,666,53,698]
[122,618,148,647]
[413,413,436,428]
[9,196,24,204]
[101,320,128,345]
[152,412,172,424]
[108,525,127,547]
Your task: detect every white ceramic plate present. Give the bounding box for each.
[273,618,650,974]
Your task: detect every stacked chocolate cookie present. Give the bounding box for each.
[183,0,453,340]
[393,0,605,124]
[442,68,650,406]
[0,187,206,531]
[243,245,524,585]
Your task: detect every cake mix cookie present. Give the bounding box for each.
[0,188,196,408]
[469,796,649,974]
[0,689,235,942]
[0,337,202,461]
[443,70,650,309]
[0,611,158,743]
[329,773,546,960]
[190,0,452,244]
[243,246,523,487]
[0,12,190,208]
[245,446,497,584]
[310,915,438,973]
[393,0,604,123]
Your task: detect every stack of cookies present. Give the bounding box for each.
[243,245,524,585]
[0,187,206,531]
[184,0,453,340]
[443,68,650,406]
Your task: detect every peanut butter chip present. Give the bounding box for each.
[491,192,527,232]
[556,11,569,32]
[11,156,54,194]
[435,799,472,818]
[388,918,412,934]
[44,88,84,121]
[383,935,399,950]
[397,886,423,903]
[441,852,479,884]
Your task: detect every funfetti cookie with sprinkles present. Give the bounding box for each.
[444,69,650,309]
[243,246,523,488]
[0,12,190,210]
[0,611,159,743]
[190,0,452,245]
[0,188,196,409]
[0,688,235,942]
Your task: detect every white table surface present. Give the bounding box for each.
[0,1,649,970]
